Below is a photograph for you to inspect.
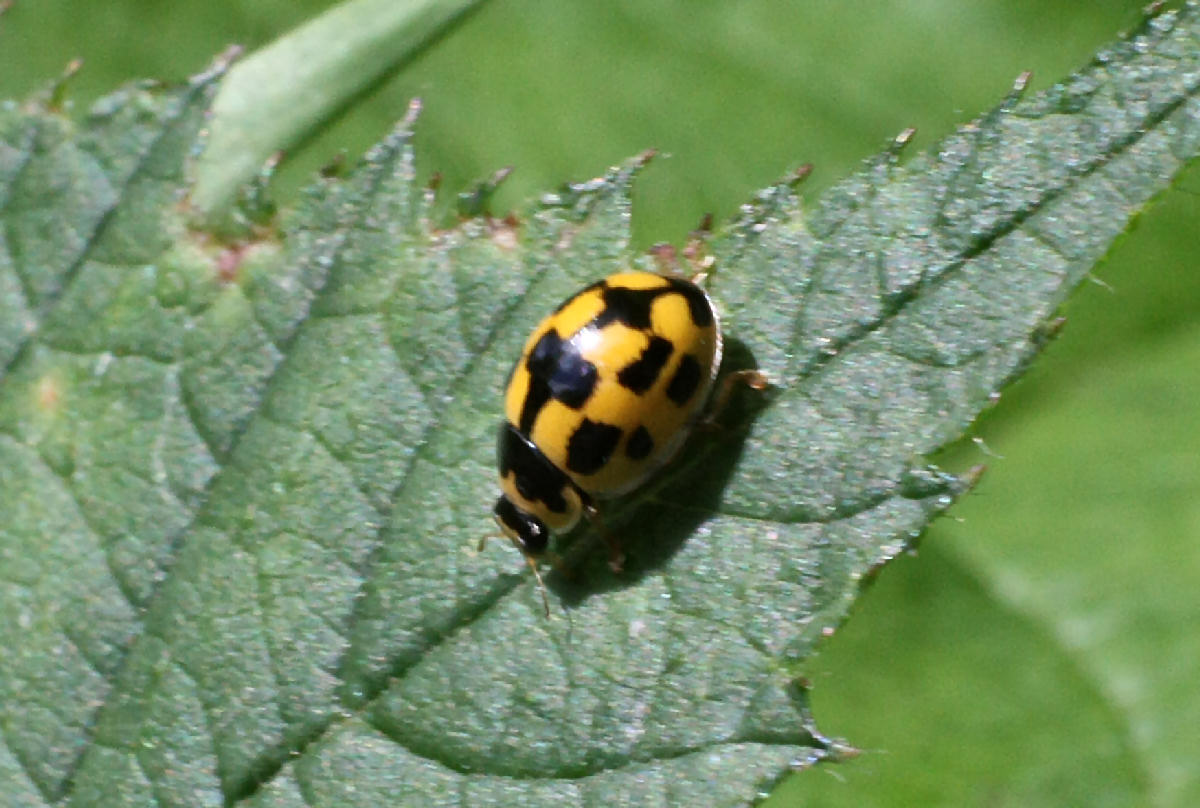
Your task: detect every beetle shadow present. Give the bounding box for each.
[547,337,774,609]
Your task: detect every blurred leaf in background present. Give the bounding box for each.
[2,0,1198,806]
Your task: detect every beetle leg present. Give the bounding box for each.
[702,369,770,429]
[584,502,626,573]
[470,532,502,556]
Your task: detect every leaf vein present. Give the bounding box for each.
[64,129,420,805]
[0,81,214,384]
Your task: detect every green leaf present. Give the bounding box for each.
[0,5,1197,808]
[947,325,1200,807]
[189,0,491,217]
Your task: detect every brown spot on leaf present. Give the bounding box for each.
[216,244,250,283]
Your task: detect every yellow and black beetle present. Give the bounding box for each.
[491,270,762,612]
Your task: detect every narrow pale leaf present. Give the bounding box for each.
[190,0,491,216]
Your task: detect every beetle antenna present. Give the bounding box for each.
[524,553,551,617]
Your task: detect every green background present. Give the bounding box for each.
[3,1,1197,805]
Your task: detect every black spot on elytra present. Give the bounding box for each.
[497,423,571,514]
[594,285,661,330]
[593,277,714,333]
[519,329,598,433]
[625,425,654,460]
[666,354,702,405]
[617,336,673,393]
[553,280,604,314]
[566,418,623,475]
[669,278,714,327]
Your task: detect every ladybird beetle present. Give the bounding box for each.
[492,270,759,612]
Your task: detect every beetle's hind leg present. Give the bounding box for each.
[701,369,770,429]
